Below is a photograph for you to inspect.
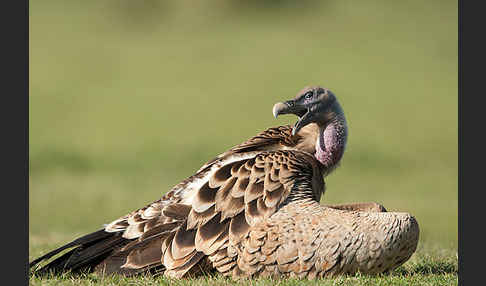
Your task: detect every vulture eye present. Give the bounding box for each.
[304,91,313,100]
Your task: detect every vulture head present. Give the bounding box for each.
[273,86,348,170]
[272,86,344,136]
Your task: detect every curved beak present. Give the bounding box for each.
[272,102,290,118]
[272,100,310,136]
[272,100,307,118]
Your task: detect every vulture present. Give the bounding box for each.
[30,86,419,279]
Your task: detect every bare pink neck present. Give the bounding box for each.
[315,118,347,173]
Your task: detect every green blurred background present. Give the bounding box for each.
[29,0,457,253]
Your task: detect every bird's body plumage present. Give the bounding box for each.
[30,86,419,279]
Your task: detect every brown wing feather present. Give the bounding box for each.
[195,125,306,174]
[96,197,191,274]
[43,125,320,278]
[162,149,322,278]
[229,126,298,153]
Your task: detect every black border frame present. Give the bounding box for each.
[4,0,29,284]
[458,0,482,284]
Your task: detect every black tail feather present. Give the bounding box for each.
[30,229,131,276]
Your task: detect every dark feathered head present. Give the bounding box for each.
[273,86,344,136]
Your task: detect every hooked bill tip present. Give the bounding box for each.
[272,102,287,118]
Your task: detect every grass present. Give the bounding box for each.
[29,0,457,284]
[28,246,457,286]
